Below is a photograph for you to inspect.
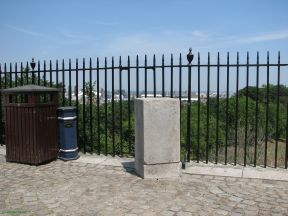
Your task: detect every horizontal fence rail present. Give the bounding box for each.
[0,49,287,169]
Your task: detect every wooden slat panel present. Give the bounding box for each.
[5,107,11,161]
[46,107,50,161]
[39,107,46,161]
[28,107,34,164]
[20,107,26,163]
[17,107,21,162]
[35,107,40,163]
[25,107,31,163]
[36,107,40,164]
[4,92,59,164]
[10,106,15,161]
[32,107,38,164]
[13,106,18,161]
[13,106,19,162]
[23,107,27,163]
[41,107,45,162]
[9,107,14,161]
[53,106,58,158]
[47,107,51,160]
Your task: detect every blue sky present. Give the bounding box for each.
[0,0,287,92]
[0,0,287,63]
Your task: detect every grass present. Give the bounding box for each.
[215,140,287,168]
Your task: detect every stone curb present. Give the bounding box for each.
[1,145,287,181]
[183,162,288,181]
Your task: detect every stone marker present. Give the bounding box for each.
[134,98,181,178]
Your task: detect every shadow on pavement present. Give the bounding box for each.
[121,161,137,176]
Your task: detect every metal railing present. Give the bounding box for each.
[0,49,287,168]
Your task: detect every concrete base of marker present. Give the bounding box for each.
[135,162,181,179]
[134,98,180,179]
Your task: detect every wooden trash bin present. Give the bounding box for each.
[2,85,60,165]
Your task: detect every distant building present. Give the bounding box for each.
[71,90,102,103]
[140,94,162,98]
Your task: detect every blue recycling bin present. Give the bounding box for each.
[57,107,79,161]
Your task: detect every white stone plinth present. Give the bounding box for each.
[134,98,180,178]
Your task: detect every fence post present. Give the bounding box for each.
[134,98,181,178]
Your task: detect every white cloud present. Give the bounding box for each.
[101,30,210,57]
[191,30,209,39]
[57,27,99,46]
[103,34,177,57]
[234,31,288,44]
[96,29,288,60]
[58,27,81,39]
[3,24,47,38]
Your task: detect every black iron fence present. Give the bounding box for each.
[0,49,287,168]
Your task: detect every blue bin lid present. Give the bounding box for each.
[57,107,76,111]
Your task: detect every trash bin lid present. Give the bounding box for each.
[57,107,77,118]
[2,85,60,94]
[57,107,76,111]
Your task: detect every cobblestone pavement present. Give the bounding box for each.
[0,155,288,216]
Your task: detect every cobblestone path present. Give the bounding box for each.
[0,157,288,216]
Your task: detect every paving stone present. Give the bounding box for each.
[23,196,38,202]
[243,210,258,216]
[0,152,287,216]
[229,196,243,203]
[177,211,193,216]
[219,206,234,212]
[241,199,256,206]
[160,210,175,216]
[231,213,243,216]
[216,209,229,215]
[124,214,138,216]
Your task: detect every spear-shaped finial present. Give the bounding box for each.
[30,58,36,70]
[187,48,194,65]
